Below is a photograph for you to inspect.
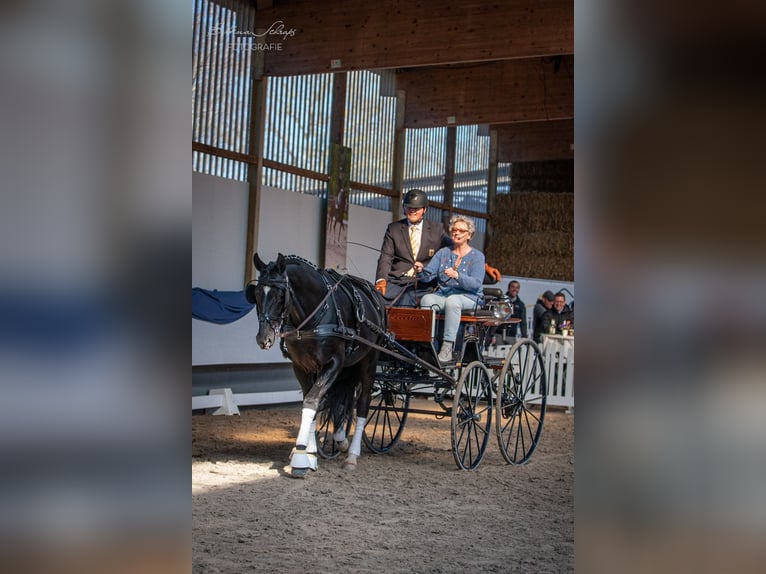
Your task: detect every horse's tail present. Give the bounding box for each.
[324,370,357,429]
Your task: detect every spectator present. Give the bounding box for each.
[541,292,574,337]
[532,290,555,342]
[415,215,485,364]
[503,279,528,340]
[375,188,452,306]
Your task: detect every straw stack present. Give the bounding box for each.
[485,192,574,281]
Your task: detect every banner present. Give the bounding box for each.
[324,144,351,271]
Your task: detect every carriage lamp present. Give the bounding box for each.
[492,302,512,320]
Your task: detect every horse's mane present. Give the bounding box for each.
[283,254,319,270]
[282,255,371,291]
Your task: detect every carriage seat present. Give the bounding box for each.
[460,287,505,317]
[482,287,504,300]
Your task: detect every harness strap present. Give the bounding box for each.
[280,272,349,339]
[282,324,357,340]
[324,272,345,332]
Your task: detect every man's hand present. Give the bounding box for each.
[375,279,387,297]
[485,263,502,282]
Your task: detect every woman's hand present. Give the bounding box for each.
[444,267,459,280]
[413,262,424,273]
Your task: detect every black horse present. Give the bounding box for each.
[247,253,387,477]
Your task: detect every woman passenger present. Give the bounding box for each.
[414,215,485,364]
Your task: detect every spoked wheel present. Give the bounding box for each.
[315,406,352,459]
[495,339,547,464]
[451,361,493,470]
[363,378,410,453]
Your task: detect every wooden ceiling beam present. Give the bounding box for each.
[398,56,573,128]
[493,119,574,162]
[258,0,573,76]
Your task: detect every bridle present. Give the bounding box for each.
[253,273,293,336]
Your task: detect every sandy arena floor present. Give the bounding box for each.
[193,399,574,573]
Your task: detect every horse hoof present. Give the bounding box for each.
[289,448,318,471]
[342,454,358,470]
[336,438,349,453]
[291,467,309,479]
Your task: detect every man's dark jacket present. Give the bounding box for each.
[375,218,452,283]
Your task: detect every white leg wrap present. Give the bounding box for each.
[307,419,317,454]
[296,407,317,447]
[348,417,366,457]
[333,426,349,452]
[333,427,347,443]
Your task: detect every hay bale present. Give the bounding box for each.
[486,193,573,281]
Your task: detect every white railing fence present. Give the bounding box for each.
[487,337,574,408]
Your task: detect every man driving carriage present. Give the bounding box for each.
[374,189,453,307]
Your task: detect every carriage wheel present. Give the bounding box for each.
[451,361,493,470]
[363,378,410,454]
[315,406,351,459]
[495,339,547,464]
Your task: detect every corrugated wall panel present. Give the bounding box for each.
[192,0,254,181]
[262,74,333,195]
[402,127,447,226]
[453,125,490,231]
[344,71,396,209]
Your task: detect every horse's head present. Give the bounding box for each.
[250,253,291,350]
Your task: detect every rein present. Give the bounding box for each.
[387,277,419,308]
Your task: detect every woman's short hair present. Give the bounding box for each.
[448,214,476,236]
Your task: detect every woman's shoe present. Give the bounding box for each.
[437,341,454,364]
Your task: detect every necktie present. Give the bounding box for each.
[406,225,420,277]
[409,225,420,257]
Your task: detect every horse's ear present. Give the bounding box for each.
[253,253,267,272]
[276,253,287,273]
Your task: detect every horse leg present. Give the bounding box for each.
[307,418,318,454]
[288,408,319,477]
[287,370,318,477]
[329,370,354,453]
[343,416,366,470]
[289,356,342,478]
[333,426,349,453]
[343,356,376,470]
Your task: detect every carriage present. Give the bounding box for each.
[318,297,547,470]
[249,253,547,476]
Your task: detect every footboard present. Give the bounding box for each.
[387,307,435,343]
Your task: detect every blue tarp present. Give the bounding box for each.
[192,288,254,324]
